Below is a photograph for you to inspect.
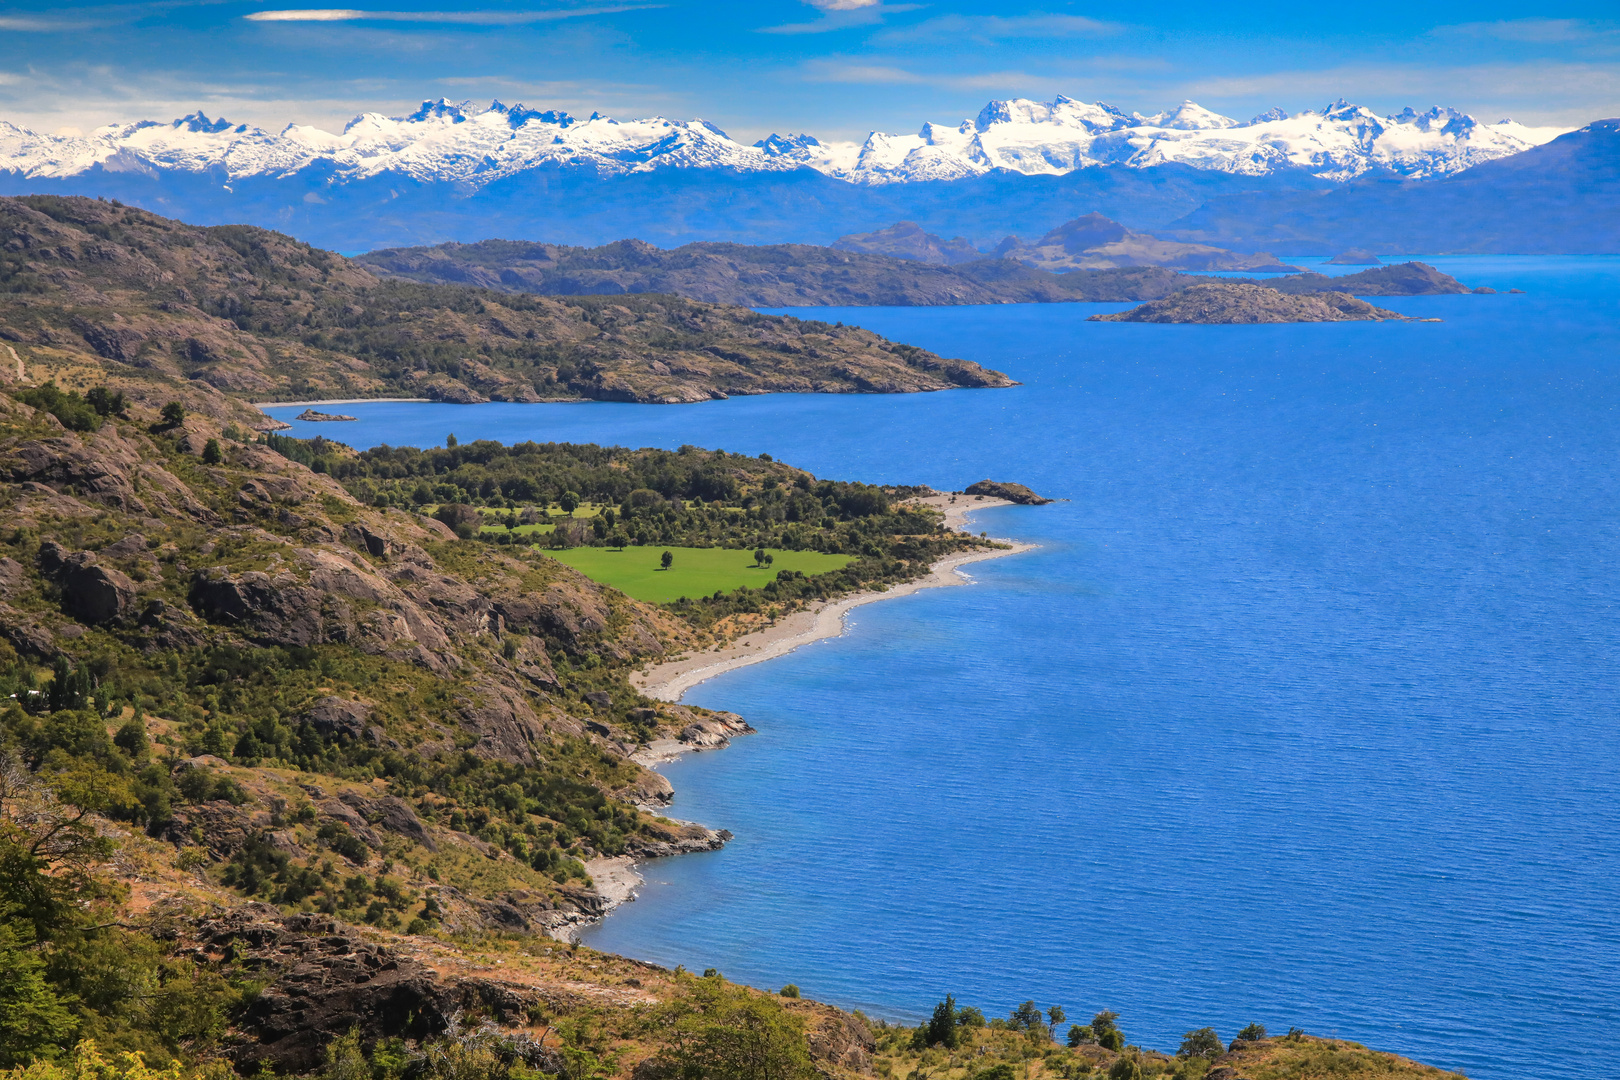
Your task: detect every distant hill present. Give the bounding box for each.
[989,212,1296,271]
[1163,119,1620,253]
[0,196,1014,407]
[833,222,984,264]
[356,237,1476,307]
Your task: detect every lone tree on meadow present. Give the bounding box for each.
[754,548,768,566]
[661,550,674,570]
[560,490,581,516]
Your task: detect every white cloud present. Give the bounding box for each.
[245,6,661,24]
[807,0,882,9]
[0,15,104,31]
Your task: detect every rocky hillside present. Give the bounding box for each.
[356,235,1477,310]
[0,196,1013,406]
[0,367,1005,1075]
[988,213,1296,272]
[1090,283,1410,324]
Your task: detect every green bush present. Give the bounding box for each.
[1232,1023,1267,1045]
[15,383,101,432]
[1179,1028,1222,1059]
[1107,1057,1141,1080]
[779,985,799,998]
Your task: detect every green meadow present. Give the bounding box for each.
[544,546,854,604]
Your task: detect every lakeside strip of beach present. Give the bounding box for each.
[577,497,1037,930]
[631,494,1034,703]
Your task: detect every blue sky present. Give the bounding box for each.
[2,1,1617,139]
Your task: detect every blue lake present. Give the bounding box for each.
[264,256,1620,1080]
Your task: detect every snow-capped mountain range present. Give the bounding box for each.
[0,95,1568,192]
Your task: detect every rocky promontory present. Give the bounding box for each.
[1089,282,1410,324]
[963,480,1053,505]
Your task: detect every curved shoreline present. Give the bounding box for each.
[632,495,1035,703]
[579,497,1037,933]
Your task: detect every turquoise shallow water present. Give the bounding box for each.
[265,256,1620,1080]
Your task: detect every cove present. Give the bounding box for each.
[263,255,1620,1080]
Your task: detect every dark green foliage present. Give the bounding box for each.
[1067,1025,1091,1048]
[660,550,673,570]
[159,402,185,427]
[643,974,814,1080]
[1092,1012,1124,1053]
[1048,1006,1067,1029]
[0,920,77,1066]
[84,387,126,418]
[778,985,799,999]
[201,438,223,464]
[1233,1023,1267,1045]
[1010,1001,1045,1033]
[1107,1056,1142,1080]
[969,1065,1016,1080]
[14,383,101,433]
[956,1006,985,1029]
[1179,1028,1222,1059]
[926,995,960,1049]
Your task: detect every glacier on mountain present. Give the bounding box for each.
[0,94,1569,190]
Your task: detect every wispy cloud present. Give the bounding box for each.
[0,14,109,31]
[759,2,917,36]
[245,6,660,24]
[876,13,1121,44]
[1430,18,1614,45]
[800,58,1075,98]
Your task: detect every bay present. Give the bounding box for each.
[264,255,1620,1080]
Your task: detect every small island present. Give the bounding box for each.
[295,408,359,421]
[1327,248,1384,265]
[1088,282,1411,324]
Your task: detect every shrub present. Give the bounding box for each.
[159,402,185,427]
[15,383,101,432]
[1067,1025,1093,1048]
[779,985,799,998]
[1232,1023,1266,1045]
[1178,1028,1222,1059]
[1106,1057,1141,1080]
[201,439,222,465]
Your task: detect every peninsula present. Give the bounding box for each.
[0,196,1012,408]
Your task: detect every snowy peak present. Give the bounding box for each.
[1145,101,1237,130]
[0,94,1574,190]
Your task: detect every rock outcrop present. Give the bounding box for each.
[963,480,1053,505]
[1089,283,1409,324]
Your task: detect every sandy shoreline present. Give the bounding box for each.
[567,494,1037,936]
[631,495,1035,703]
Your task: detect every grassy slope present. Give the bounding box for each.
[545,546,853,604]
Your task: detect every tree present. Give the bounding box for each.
[754,548,767,567]
[1107,1056,1142,1080]
[201,439,222,465]
[763,554,773,567]
[0,919,77,1066]
[1179,1028,1222,1059]
[560,491,581,516]
[1092,1011,1123,1052]
[1009,1001,1043,1032]
[445,434,458,447]
[661,551,674,570]
[1233,1023,1267,1046]
[84,387,126,418]
[1067,1025,1092,1048]
[1047,1005,1066,1029]
[925,996,959,1049]
[159,402,185,427]
[323,1027,370,1080]
[778,985,799,999]
[642,975,814,1080]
